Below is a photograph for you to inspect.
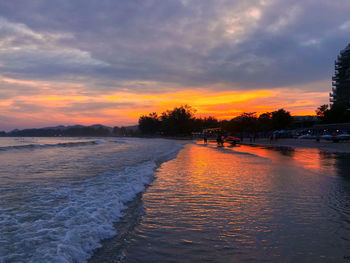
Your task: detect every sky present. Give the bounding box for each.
[0,0,350,131]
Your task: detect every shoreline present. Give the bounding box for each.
[115,142,350,262]
[88,192,144,263]
[89,140,350,262]
[89,138,348,262]
[240,138,350,153]
[88,140,186,263]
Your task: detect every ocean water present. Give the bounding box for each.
[123,142,350,263]
[0,137,183,263]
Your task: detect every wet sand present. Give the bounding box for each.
[86,142,350,262]
[88,193,144,263]
[120,143,350,262]
[241,138,350,153]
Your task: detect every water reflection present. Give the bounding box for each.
[265,145,296,157]
[335,154,350,180]
[125,143,350,263]
[225,144,337,174]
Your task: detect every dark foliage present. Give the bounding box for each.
[271,109,292,130]
[138,105,222,136]
[3,126,113,137]
[227,112,258,134]
[138,112,161,135]
[138,106,294,136]
[160,105,196,136]
[316,104,329,121]
[258,112,272,133]
[316,104,350,123]
[193,117,219,132]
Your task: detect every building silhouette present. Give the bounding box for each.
[330,43,350,108]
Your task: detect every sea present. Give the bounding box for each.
[2,137,350,262]
[123,142,350,263]
[0,137,183,263]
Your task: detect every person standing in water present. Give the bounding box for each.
[217,134,224,146]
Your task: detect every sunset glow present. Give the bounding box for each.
[0,75,329,130]
[0,0,348,130]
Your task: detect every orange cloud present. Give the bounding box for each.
[0,78,330,130]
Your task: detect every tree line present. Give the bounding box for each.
[316,104,350,123]
[138,105,292,136]
[0,125,138,137]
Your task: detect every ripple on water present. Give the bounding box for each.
[123,143,350,263]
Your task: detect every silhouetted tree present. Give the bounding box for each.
[258,112,272,133]
[120,127,127,136]
[192,116,219,132]
[316,104,329,122]
[138,112,161,135]
[325,104,350,123]
[315,103,350,123]
[138,105,299,137]
[97,126,110,136]
[227,112,258,134]
[271,109,292,130]
[160,105,196,136]
[202,116,219,129]
[113,126,121,135]
[219,120,231,132]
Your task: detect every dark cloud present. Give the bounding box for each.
[0,0,349,91]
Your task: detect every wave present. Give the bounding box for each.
[0,141,101,152]
[0,141,183,263]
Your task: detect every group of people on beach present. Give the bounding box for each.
[216,135,225,146]
[203,134,225,146]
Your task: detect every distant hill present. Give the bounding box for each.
[0,124,139,137]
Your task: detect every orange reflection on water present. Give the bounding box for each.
[153,143,338,237]
[154,144,278,238]
[231,144,336,173]
[131,143,344,262]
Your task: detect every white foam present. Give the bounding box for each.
[0,141,99,152]
[0,139,183,263]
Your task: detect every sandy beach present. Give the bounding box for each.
[241,138,350,153]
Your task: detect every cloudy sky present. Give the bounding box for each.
[0,0,349,130]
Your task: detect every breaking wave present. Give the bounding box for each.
[0,141,102,152]
[0,138,183,263]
